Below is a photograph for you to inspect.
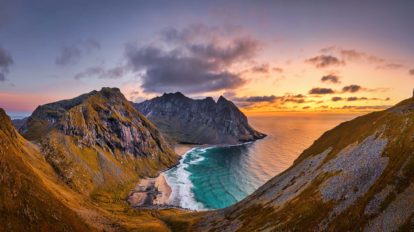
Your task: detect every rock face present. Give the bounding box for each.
[195,97,414,231]
[0,109,90,231]
[134,92,266,145]
[20,88,179,194]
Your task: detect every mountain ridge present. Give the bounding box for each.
[134,92,266,145]
[19,87,179,195]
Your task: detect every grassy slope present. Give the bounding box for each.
[0,109,91,231]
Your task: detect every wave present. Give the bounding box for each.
[164,148,206,210]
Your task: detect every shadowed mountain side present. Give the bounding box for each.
[193,97,414,231]
[19,87,179,195]
[134,92,266,145]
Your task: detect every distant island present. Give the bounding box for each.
[134,92,266,145]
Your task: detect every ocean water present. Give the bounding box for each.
[165,113,360,210]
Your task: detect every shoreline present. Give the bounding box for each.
[128,141,257,209]
[127,144,195,208]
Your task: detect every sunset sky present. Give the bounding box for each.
[0,0,413,116]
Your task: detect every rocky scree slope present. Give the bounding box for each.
[195,97,414,231]
[19,87,179,195]
[134,92,266,145]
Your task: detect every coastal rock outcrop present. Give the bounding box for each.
[134,92,266,145]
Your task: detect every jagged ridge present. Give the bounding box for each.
[134,92,266,145]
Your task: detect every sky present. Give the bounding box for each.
[0,0,413,116]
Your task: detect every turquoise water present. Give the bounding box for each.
[165,113,360,210]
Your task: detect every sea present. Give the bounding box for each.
[164,112,361,210]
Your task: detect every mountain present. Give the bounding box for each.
[134,92,266,145]
[0,107,196,231]
[11,117,27,130]
[0,108,91,231]
[194,97,414,231]
[19,87,179,195]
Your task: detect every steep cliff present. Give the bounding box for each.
[135,92,266,145]
[196,97,414,231]
[20,88,179,194]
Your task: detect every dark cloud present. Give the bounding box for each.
[331,96,343,101]
[74,66,125,79]
[332,96,389,102]
[240,95,277,103]
[0,46,13,82]
[126,25,259,94]
[342,84,362,93]
[56,39,100,66]
[309,87,335,94]
[305,55,345,68]
[347,97,367,101]
[321,74,341,84]
[409,69,414,75]
[283,94,307,104]
[230,93,308,109]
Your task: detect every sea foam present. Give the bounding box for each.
[165,148,207,210]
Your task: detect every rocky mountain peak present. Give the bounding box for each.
[217,95,229,104]
[21,88,176,158]
[134,92,266,145]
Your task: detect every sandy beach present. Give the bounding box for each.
[128,173,172,207]
[174,144,198,156]
[128,145,194,208]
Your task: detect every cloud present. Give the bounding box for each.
[56,39,100,66]
[126,25,259,94]
[305,55,345,68]
[250,65,282,74]
[341,105,391,111]
[376,63,405,70]
[309,87,335,94]
[237,95,277,103]
[410,69,414,75]
[321,74,341,84]
[251,63,270,73]
[321,47,385,64]
[272,67,283,73]
[0,46,13,82]
[331,96,390,102]
[230,93,308,109]
[74,66,126,79]
[342,84,361,93]
[320,47,409,72]
[0,73,5,82]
